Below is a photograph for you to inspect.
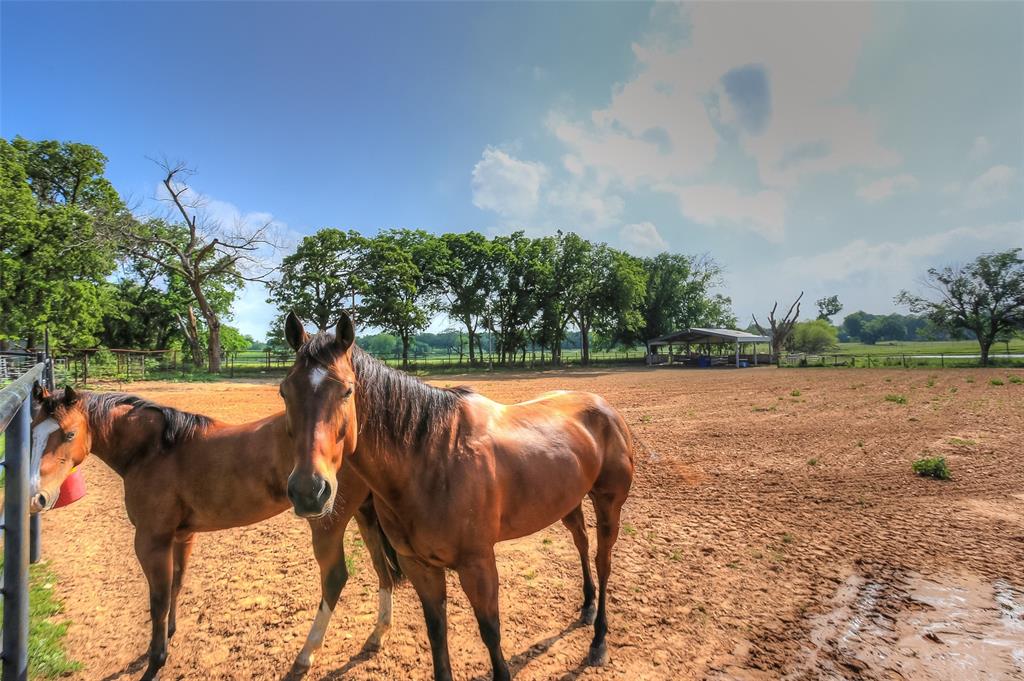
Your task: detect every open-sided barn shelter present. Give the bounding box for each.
[646,328,771,367]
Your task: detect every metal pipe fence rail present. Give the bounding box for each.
[777,351,1024,369]
[0,357,52,681]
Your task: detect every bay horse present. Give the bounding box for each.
[280,311,635,681]
[30,384,402,681]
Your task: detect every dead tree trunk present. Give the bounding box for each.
[753,292,803,362]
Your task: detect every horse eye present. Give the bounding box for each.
[343,386,354,399]
[64,431,76,442]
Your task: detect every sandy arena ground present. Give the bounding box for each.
[39,366,1024,680]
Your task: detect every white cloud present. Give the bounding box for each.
[730,221,1024,325]
[963,164,1018,208]
[969,136,991,163]
[856,174,920,202]
[471,146,548,220]
[550,2,895,197]
[619,222,668,256]
[662,183,787,242]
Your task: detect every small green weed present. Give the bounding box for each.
[781,533,794,545]
[621,523,636,536]
[885,394,907,404]
[807,458,818,466]
[947,437,976,447]
[949,386,958,394]
[639,414,652,423]
[1009,375,1022,384]
[912,456,950,480]
[790,389,801,397]
[990,378,1004,386]
[669,549,682,562]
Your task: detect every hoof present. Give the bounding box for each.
[580,604,597,626]
[288,658,311,679]
[361,634,384,655]
[587,642,609,667]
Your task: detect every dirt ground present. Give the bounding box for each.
[39,366,1024,680]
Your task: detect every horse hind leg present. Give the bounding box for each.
[353,497,402,653]
[587,489,627,667]
[561,504,596,625]
[168,533,196,639]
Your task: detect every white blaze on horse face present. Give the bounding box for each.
[309,367,327,392]
[31,418,61,469]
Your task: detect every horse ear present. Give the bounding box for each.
[285,311,309,351]
[63,385,79,405]
[335,310,355,352]
[33,384,51,401]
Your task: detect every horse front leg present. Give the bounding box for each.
[134,530,175,681]
[399,555,452,681]
[293,516,349,673]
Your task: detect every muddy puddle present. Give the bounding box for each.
[790,569,1024,679]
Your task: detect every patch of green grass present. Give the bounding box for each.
[781,533,795,545]
[885,394,907,404]
[639,414,652,423]
[726,561,740,569]
[523,569,537,582]
[6,561,80,679]
[990,378,1004,386]
[541,538,552,545]
[621,523,636,536]
[1009,375,1023,384]
[669,549,682,562]
[947,437,976,447]
[807,457,818,466]
[966,377,975,384]
[912,456,951,480]
[856,439,865,448]
[790,389,801,397]
[345,553,359,577]
[949,386,958,394]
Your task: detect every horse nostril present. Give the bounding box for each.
[35,493,48,509]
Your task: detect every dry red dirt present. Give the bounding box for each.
[40,366,1024,680]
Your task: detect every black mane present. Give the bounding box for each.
[297,335,472,449]
[50,390,211,447]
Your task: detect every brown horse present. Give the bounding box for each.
[30,385,403,681]
[280,311,635,681]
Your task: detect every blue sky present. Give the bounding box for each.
[3,1,1022,340]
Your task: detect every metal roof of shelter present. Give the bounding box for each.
[648,328,770,347]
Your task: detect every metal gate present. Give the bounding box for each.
[0,351,54,681]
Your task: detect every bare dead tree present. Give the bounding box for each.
[114,160,280,372]
[753,291,803,361]
[176,306,204,367]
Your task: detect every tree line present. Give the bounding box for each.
[2,137,735,371]
[266,228,736,367]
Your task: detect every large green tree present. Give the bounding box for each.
[488,232,547,364]
[897,248,1024,365]
[267,228,366,333]
[435,231,495,364]
[359,230,440,367]
[0,138,122,350]
[631,253,735,347]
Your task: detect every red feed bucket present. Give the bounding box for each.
[53,468,86,509]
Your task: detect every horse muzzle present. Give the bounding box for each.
[287,472,334,518]
[30,490,57,514]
